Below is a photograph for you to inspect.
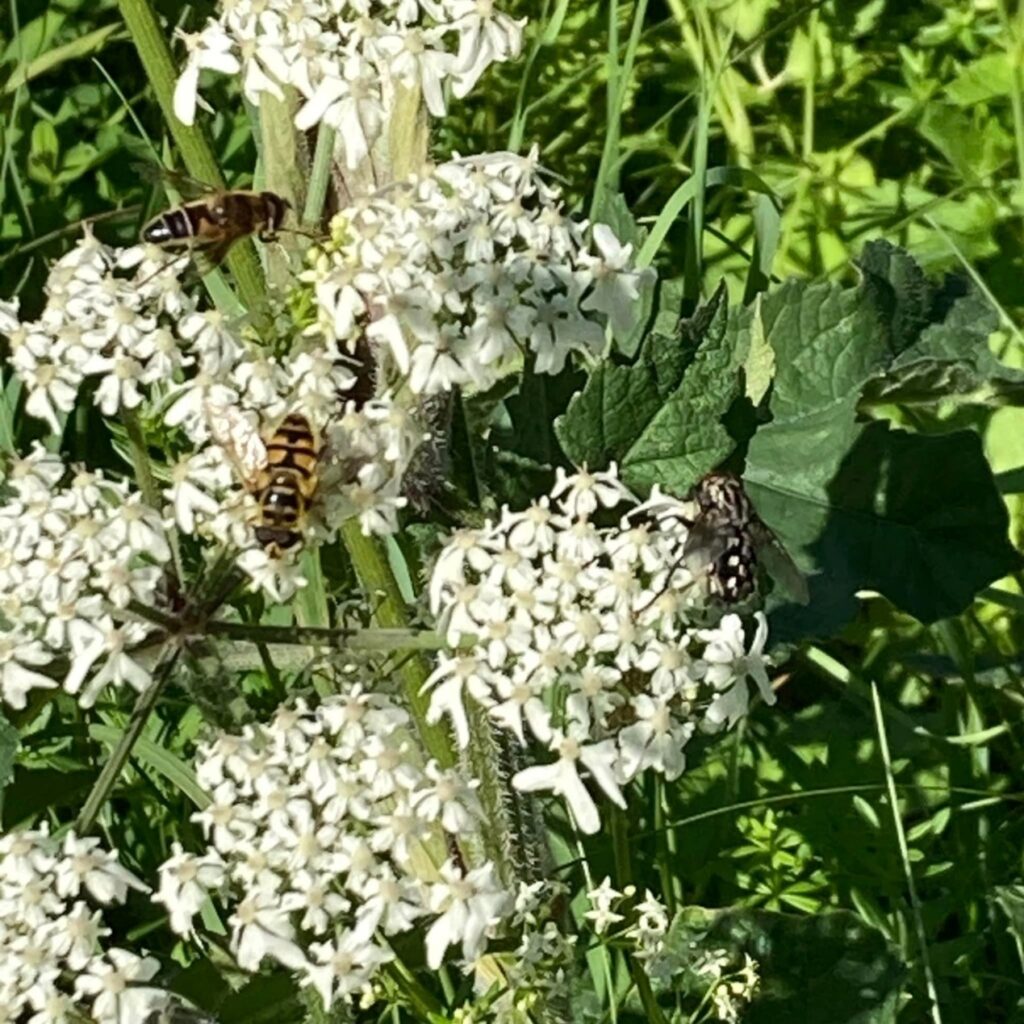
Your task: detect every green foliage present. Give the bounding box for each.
[663,906,906,1024]
[4,0,1024,1022]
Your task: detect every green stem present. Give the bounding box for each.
[115,0,265,313]
[76,645,182,834]
[121,408,183,584]
[610,807,669,1024]
[204,619,452,651]
[302,125,336,230]
[340,520,455,767]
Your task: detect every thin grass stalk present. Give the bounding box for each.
[870,682,944,1024]
[339,520,455,767]
[115,0,265,313]
[76,645,182,834]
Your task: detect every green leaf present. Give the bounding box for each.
[737,242,1019,635]
[88,725,210,809]
[557,283,738,495]
[946,53,1014,107]
[860,283,1024,409]
[0,710,18,800]
[3,23,123,94]
[744,295,775,405]
[28,120,59,184]
[662,906,906,1024]
[750,421,1020,637]
[994,885,1024,973]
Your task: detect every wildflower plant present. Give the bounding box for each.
[2,0,1020,1022]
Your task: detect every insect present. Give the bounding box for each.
[251,413,322,558]
[211,407,323,559]
[136,163,295,269]
[142,187,291,269]
[679,472,809,605]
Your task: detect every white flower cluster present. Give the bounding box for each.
[0,826,178,1024]
[0,234,426,601]
[302,150,649,395]
[694,948,761,1023]
[173,0,524,165]
[0,445,170,710]
[155,688,512,1012]
[426,466,774,834]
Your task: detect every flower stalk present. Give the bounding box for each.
[76,645,182,834]
[340,520,455,768]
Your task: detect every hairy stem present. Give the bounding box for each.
[115,0,265,313]
[76,645,182,834]
[340,520,455,767]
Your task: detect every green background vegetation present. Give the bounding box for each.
[3,0,1024,1021]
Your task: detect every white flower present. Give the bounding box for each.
[229,891,308,973]
[424,860,510,969]
[154,845,225,935]
[584,877,626,935]
[580,223,650,335]
[512,727,626,835]
[173,23,241,125]
[699,612,772,728]
[73,948,164,1024]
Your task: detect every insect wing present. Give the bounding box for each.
[681,511,733,577]
[133,160,217,201]
[751,521,810,605]
[206,402,268,485]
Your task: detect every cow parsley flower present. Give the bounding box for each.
[156,684,513,1011]
[0,446,171,709]
[0,827,189,1023]
[173,0,525,168]
[427,465,777,833]
[301,150,652,396]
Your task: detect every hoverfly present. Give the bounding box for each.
[211,407,323,559]
[682,472,808,605]
[137,164,294,270]
[643,471,809,609]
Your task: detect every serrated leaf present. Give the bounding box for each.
[661,906,905,1023]
[860,284,1024,408]
[738,243,1019,637]
[556,283,738,495]
[744,294,775,404]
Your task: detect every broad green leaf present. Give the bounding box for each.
[557,283,737,495]
[738,242,1020,635]
[28,121,59,184]
[861,285,1024,408]
[661,906,905,1024]
[750,421,1019,636]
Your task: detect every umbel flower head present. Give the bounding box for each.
[156,685,513,1011]
[426,465,775,834]
[0,233,426,603]
[301,149,652,395]
[0,445,170,710]
[0,825,192,1023]
[172,0,525,166]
